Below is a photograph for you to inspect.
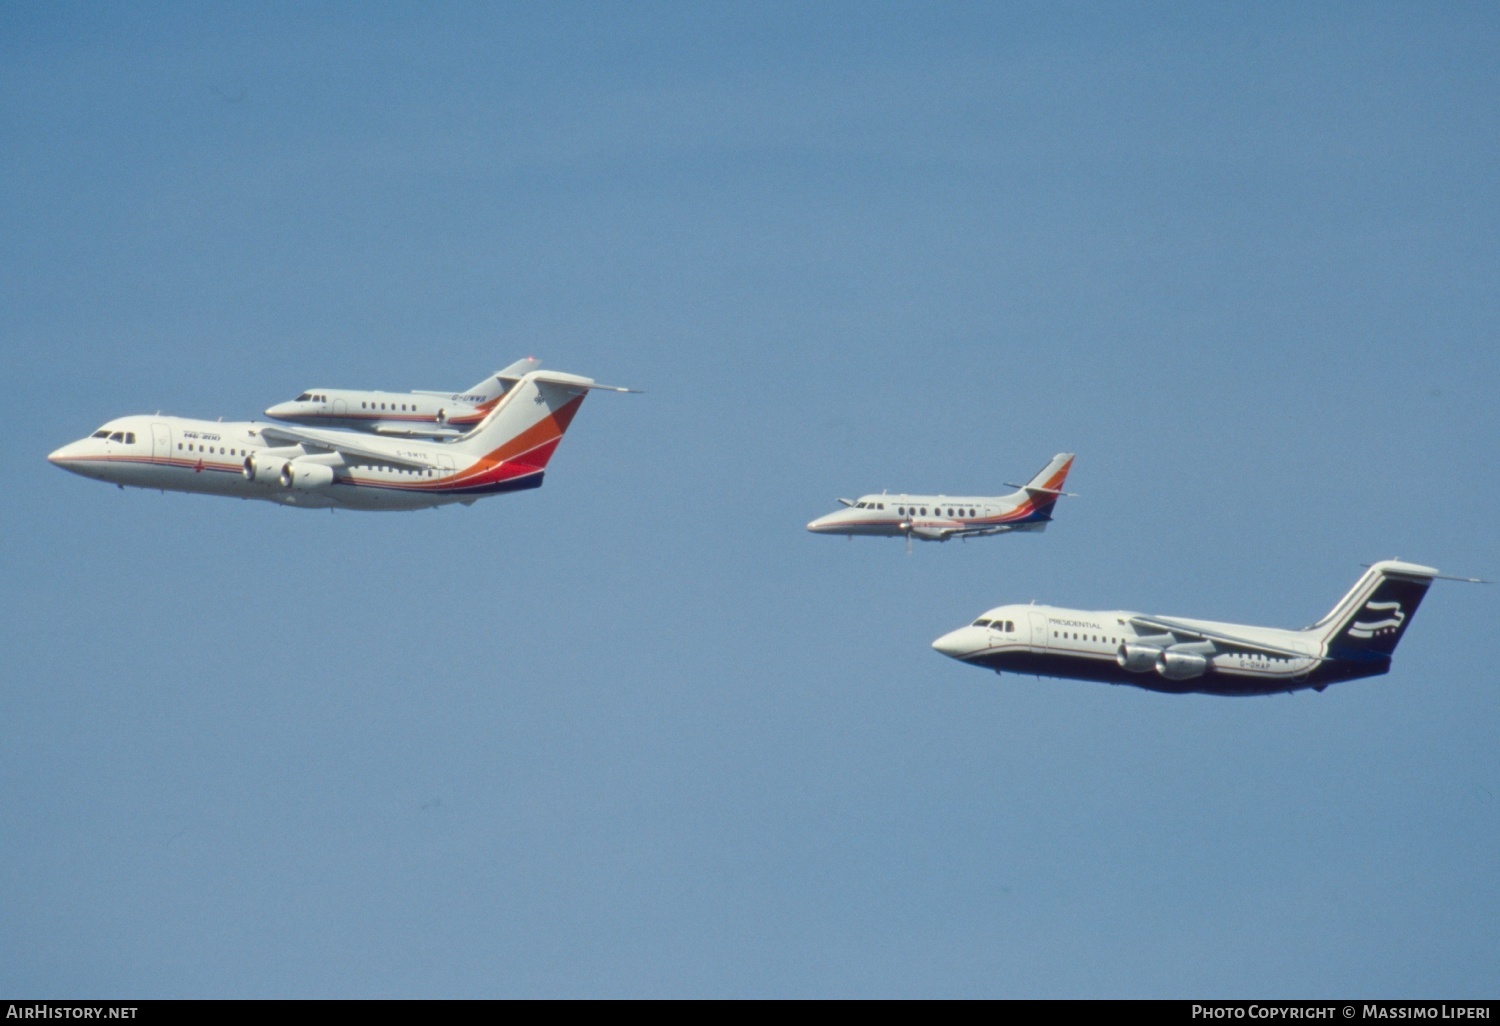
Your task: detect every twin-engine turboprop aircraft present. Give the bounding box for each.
[47,369,633,511]
[806,453,1075,548]
[263,357,541,439]
[931,560,1479,695]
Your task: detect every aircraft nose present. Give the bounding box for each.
[806,514,835,533]
[264,402,294,419]
[47,440,87,471]
[932,626,982,660]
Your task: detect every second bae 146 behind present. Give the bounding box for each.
[932,560,1482,696]
[807,453,1075,547]
[47,368,634,511]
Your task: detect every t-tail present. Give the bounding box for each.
[1309,560,1439,665]
[462,357,542,404]
[440,370,633,495]
[1007,452,1075,523]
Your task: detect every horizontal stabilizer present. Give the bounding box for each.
[532,371,639,393]
[1004,483,1078,497]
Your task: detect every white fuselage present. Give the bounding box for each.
[47,415,525,511]
[263,388,494,437]
[933,603,1326,694]
[807,454,1075,542]
[806,493,1048,541]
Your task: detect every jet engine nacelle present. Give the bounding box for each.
[279,460,336,490]
[1116,633,1176,673]
[1117,644,1164,673]
[1156,643,1216,681]
[243,448,301,484]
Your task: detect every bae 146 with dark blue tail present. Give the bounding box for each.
[932,560,1483,696]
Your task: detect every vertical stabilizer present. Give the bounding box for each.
[1311,560,1438,661]
[449,371,593,471]
[1015,453,1075,521]
[462,358,542,402]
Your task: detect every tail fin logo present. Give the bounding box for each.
[1348,600,1405,638]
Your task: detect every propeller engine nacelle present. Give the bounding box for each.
[280,460,337,490]
[243,446,302,484]
[1116,633,1175,673]
[1155,642,1216,681]
[911,526,949,541]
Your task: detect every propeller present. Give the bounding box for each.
[899,519,913,555]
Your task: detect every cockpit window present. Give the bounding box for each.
[296,392,312,402]
[972,618,993,628]
[92,430,110,438]
[108,431,124,442]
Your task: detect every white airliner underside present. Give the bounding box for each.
[48,370,633,511]
[932,560,1467,696]
[806,453,1075,543]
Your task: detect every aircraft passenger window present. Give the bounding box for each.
[177,443,182,450]
[920,508,927,515]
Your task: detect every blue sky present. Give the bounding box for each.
[2,2,1497,998]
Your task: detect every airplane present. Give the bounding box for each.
[47,368,634,511]
[805,453,1075,549]
[262,357,541,439]
[931,560,1482,696]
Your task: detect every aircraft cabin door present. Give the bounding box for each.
[333,399,347,415]
[1029,612,1049,651]
[151,422,171,463]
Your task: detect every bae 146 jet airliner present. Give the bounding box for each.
[48,368,634,511]
[931,560,1481,696]
[806,453,1075,550]
[264,357,541,439]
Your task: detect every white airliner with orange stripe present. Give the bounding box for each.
[806,453,1075,546]
[47,369,634,511]
[263,357,540,439]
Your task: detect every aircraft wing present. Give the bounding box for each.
[256,424,438,470]
[1129,615,1321,661]
[373,424,463,440]
[912,523,1036,541]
